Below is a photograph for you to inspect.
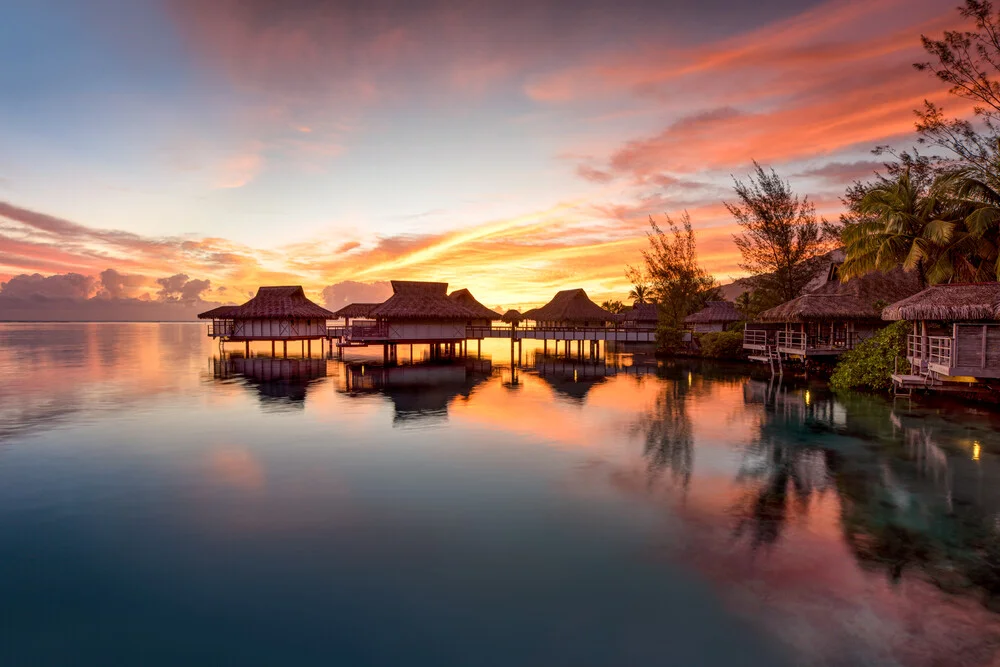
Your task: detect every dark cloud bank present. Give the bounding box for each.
[0,271,395,321]
[0,271,222,322]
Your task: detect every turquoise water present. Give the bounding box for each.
[3,323,1000,666]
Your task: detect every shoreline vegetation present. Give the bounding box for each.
[618,1,1000,396]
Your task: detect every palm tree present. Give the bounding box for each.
[601,299,625,314]
[934,165,1000,281]
[628,283,650,304]
[841,168,956,286]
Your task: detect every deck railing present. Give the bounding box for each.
[908,334,953,367]
[207,321,234,337]
[464,325,657,341]
[774,331,860,352]
[775,331,807,350]
[744,329,769,347]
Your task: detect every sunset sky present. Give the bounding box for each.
[0,0,967,311]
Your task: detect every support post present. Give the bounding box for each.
[271,340,275,357]
[283,340,287,358]
[245,340,250,357]
[307,339,312,358]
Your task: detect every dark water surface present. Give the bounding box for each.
[3,323,1000,666]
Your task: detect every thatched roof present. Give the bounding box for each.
[882,283,1000,321]
[521,289,613,323]
[448,288,499,320]
[198,286,334,320]
[370,281,480,320]
[756,265,922,323]
[198,305,238,319]
[622,302,659,324]
[618,303,660,324]
[684,301,739,324]
[501,309,523,324]
[332,302,381,319]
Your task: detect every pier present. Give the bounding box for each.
[201,281,657,364]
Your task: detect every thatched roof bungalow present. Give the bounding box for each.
[198,286,334,341]
[331,302,381,321]
[522,289,613,328]
[745,265,921,357]
[882,283,1000,322]
[684,301,739,333]
[501,309,523,324]
[366,281,483,343]
[621,302,659,329]
[882,283,1000,385]
[448,288,499,324]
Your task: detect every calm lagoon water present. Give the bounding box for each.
[4,323,1000,666]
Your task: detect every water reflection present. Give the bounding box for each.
[7,325,1000,665]
[208,357,330,410]
[338,359,492,425]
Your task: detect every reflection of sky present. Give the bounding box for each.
[4,324,1000,665]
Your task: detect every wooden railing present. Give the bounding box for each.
[465,325,657,341]
[775,331,860,351]
[744,329,769,347]
[907,334,953,368]
[775,331,807,350]
[207,321,234,337]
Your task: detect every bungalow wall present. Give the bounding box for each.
[385,320,467,341]
[952,324,1000,375]
[232,318,327,339]
[692,322,726,333]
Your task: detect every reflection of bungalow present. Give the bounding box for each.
[744,265,921,360]
[199,286,334,355]
[883,283,1000,391]
[340,360,491,424]
[684,301,739,333]
[448,288,500,326]
[522,289,613,328]
[211,357,329,408]
[621,303,659,330]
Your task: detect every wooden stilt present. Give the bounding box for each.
[245,340,250,357]
[271,340,275,357]
[477,339,481,358]
[283,340,287,358]
[307,339,312,358]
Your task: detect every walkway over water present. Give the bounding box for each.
[326,324,657,345]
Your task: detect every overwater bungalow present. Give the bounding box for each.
[684,301,739,333]
[448,288,500,325]
[501,309,523,326]
[621,302,659,330]
[522,289,613,328]
[882,283,1000,391]
[744,265,921,362]
[199,285,334,357]
[346,281,483,360]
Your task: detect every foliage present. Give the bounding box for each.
[728,162,828,304]
[914,1,1000,180]
[627,281,650,304]
[829,321,909,392]
[840,168,956,286]
[636,213,720,328]
[601,299,625,314]
[655,324,686,354]
[698,331,745,359]
[734,289,773,322]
